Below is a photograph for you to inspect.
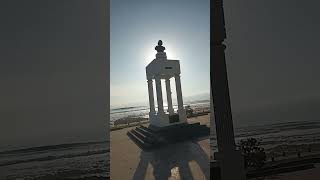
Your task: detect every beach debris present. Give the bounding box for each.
[185,105,194,117]
[113,117,147,127]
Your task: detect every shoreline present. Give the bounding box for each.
[110,108,210,131]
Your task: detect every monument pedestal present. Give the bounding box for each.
[149,112,169,127]
[149,112,187,128]
[128,123,210,150]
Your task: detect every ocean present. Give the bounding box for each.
[0,141,109,179]
[110,99,211,125]
[211,120,320,154]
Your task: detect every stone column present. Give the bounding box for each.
[174,74,184,111]
[165,78,174,115]
[155,76,165,114]
[147,78,155,114]
[211,0,246,179]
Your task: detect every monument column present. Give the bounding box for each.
[174,74,186,122]
[174,74,183,110]
[147,78,155,114]
[155,76,165,114]
[165,78,174,115]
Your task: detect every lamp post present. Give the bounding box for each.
[211,0,246,179]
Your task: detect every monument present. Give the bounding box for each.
[211,0,246,179]
[146,40,187,128]
[127,40,209,150]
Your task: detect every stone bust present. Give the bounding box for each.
[155,40,165,52]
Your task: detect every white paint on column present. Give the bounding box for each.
[174,74,183,110]
[174,74,186,122]
[155,76,165,114]
[165,78,174,115]
[147,78,155,114]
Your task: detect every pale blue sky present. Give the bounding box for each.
[110,0,210,107]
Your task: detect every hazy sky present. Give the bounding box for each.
[0,0,108,151]
[223,0,320,113]
[110,0,210,107]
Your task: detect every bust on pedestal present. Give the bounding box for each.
[146,40,187,129]
[127,40,210,150]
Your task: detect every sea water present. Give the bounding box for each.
[0,141,109,179]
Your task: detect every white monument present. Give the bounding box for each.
[146,40,187,128]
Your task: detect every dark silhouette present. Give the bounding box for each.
[127,124,209,150]
[155,40,166,52]
[211,0,246,179]
[185,105,194,117]
[132,141,209,180]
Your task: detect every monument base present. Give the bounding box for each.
[149,111,186,128]
[127,122,210,150]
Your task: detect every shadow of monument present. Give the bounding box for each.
[132,140,210,180]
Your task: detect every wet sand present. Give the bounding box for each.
[110,115,210,180]
[276,163,320,180]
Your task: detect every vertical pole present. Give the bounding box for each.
[211,0,246,179]
[147,78,155,114]
[174,74,186,122]
[174,74,184,111]
[155,76,165,114]
[165,78,174,115]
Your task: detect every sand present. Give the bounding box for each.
[110,115,210,180]
[276,163,320,180]
[257,163,320,180]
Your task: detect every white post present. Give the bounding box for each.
[174,74,184,110]
[155,76,165,114]
[165,78,174,115]
[147,78,155,114]
[174,74,186,122]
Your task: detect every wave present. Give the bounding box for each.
[110,106,149,115]
[0,149,109,167]
[0,141,108,155]
[111,106,142,111]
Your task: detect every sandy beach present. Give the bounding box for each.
[110,115,210,180]
[275,163,320,180]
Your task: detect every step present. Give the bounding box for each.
[157,124,189,135]
[131,129,154,144]
[135,126,156,137]
[161,125,210,140]
[134,127,168,145]
[189,122,201,126]
[128,123,210,149]
[139,125,155,133]
[127,131,152,150]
